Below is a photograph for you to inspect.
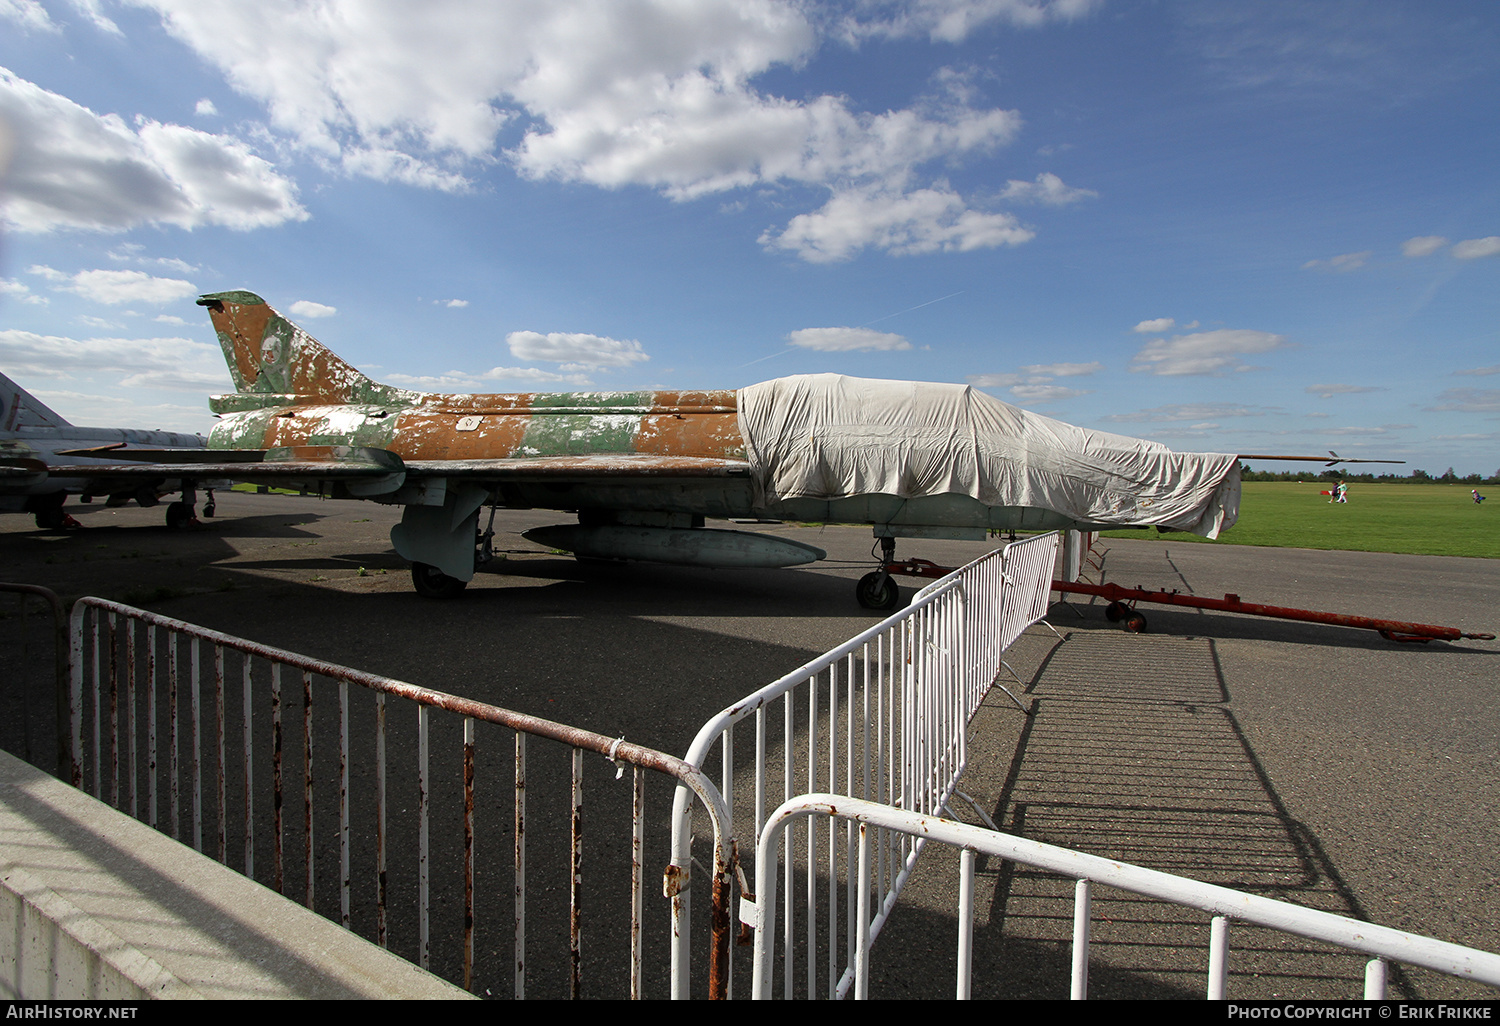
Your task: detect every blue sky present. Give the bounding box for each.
[1,0,1496,475]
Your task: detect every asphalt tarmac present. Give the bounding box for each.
[1,491,1496,1000]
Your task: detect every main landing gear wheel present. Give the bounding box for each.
[411,562,468,599]
[1104,600,1128,622]
[165,501,195,530]
[35,507,78,531]
[856,571,900,611]
[1122,610,1148,633]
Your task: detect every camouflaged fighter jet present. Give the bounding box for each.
[58,290,1255,605]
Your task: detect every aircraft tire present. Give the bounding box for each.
[411,562,468,599]
[856,571,900,611]
[1104,600,1127,622]
[1123,611,1148,633]
[35,506,68,531]
[165,502,194,530]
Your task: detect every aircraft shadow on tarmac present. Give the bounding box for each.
[209,553,888,620]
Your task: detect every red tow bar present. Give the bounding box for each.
[1050,580,1495,643]
[880,560,1495,643]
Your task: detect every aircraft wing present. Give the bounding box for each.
[44,445,751,490]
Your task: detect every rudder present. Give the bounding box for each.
[197,291,409,407]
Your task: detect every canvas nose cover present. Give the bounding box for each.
[736,374,1240,538]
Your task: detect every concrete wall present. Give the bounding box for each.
[0,750,472,1000]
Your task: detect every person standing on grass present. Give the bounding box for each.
[1335,480,1348,503]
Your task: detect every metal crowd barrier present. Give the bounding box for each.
[65,597,736,999]
[748,796,1500,1000]
[670,533,1060,999]
[988,532,1059,651]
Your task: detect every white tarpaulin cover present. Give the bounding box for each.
[738,374,1241,538]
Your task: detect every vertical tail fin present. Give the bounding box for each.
[197,291,409,407]
[0,371,71,430]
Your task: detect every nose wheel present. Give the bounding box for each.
[856,570,900,611]
[855,535,903,611]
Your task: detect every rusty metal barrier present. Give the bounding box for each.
[0,584,69,780]
[670,533,1060,999]
[66,597,735,999]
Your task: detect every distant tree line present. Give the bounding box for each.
[1239,464,1499,485]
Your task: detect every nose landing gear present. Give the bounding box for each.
[855,536,903,611]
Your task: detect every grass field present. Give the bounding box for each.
[1099,482,1498,558]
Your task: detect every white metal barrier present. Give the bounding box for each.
[992,531,1059,651]
[669,533,1060,998]
[65,597,737,999]
[748,795,1500,1000]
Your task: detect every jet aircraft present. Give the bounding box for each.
[46,291,1352,606]
[0,371,210,529]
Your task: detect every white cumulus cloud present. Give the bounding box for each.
[1009,383,1086,401]
[0,278,45,304]
[54,269,198,305]
[967,359,1097,405]
[1021,361,1101,377]
[480,366,594,387]
[0,67,307,233]
[1133,317,1175,334]
[1401,235,1448,258]
[68,0,122,35]
[764,183,1032,262]
[1452,236,1500,260]
[123,0,1051,260]
[289,300,337,318]
[998,171,1096,206]
[1129,329,1290,376]
[0,0,55,32]
[840,0,1104,44]
[506,330,649,371]
[786,327,911,352]
[0,328,230,390]
[966,373,1022,388]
